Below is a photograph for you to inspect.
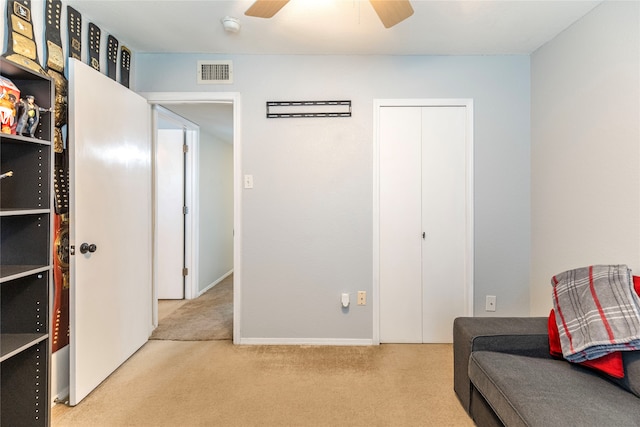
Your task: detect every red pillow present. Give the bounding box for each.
[547,309,563,358]
[548,309,624,378]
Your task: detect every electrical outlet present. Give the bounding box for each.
[486,295,497,312]
[357,291,366,305]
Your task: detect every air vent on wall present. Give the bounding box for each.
[197,60,233,84]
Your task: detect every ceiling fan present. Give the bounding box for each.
[245,0,414,29]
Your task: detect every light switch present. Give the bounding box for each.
[244,174,254,189]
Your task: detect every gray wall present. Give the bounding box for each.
[136,54,531,340]
[530,1,640,315]
[198,131,234,293]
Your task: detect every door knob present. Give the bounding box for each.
[80,243,97,254]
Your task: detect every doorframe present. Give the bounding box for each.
[372,98,474,344]
[143,92,242,344]
[152,105,199,305]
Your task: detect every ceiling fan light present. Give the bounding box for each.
[222,16,241,33]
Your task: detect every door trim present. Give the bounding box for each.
[143,92,242,344]
[372,99,474,344]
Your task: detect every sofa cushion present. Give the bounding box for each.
[453,317,549,413]
[469,351,640,427]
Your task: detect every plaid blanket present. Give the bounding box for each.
[551,264,640,362]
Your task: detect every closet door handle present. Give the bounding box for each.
[422,232,426,239]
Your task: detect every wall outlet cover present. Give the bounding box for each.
[486,295,497,312]
[357,291,366,305]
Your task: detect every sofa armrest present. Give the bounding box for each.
[453,317,549,413]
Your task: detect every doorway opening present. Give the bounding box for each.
[145,92,241,344]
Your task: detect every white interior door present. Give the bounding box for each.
[68,59,152,405]
[156,128,185,299]
[378,101,472,344]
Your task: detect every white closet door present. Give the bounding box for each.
[379,106,423,343]
[421,106,468,343]
[68,59,152,405]
[378,102,471,344]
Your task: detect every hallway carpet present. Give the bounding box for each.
[150,274,233,341]
[52,341,473,426]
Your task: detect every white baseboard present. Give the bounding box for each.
[238,338,375,346]
[197,269,233,297]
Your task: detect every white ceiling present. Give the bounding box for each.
[65,0,602,55]
[63,0,602,140]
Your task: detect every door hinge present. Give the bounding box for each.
[182,268,189,276]
[183,144,189,153]
[183,206,189,215]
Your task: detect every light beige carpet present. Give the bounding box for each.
[150,275,233,341]
[52,341,473,427]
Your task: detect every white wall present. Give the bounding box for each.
[136,54,531,341]
[530,1,640,315]
[198,130,234,293]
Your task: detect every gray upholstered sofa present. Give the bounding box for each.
[453,317,640,427]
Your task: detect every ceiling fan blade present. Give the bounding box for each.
[245,0,290,18]
[369,0,414,28]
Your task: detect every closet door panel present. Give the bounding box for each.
[379,106,422,343]
[421,106,468,343]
